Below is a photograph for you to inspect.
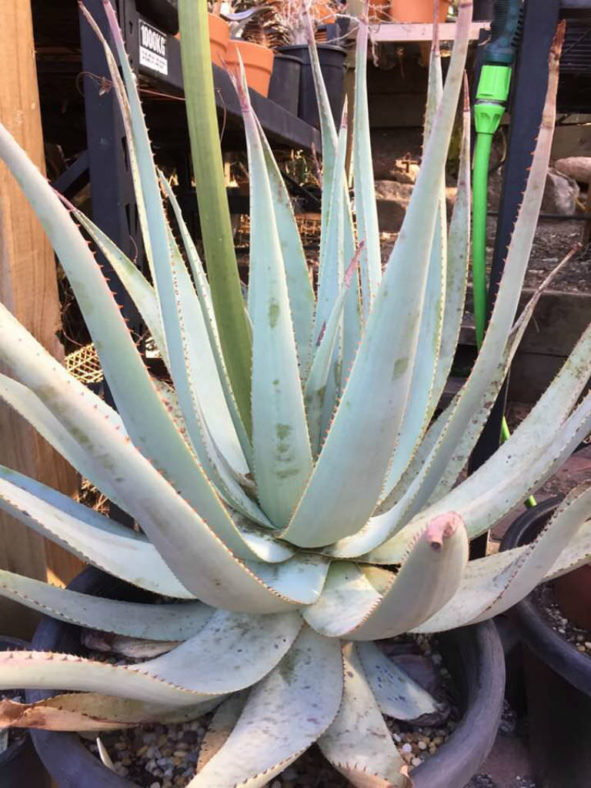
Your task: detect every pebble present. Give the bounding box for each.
[536,584,591,658]
[83,633,458,785]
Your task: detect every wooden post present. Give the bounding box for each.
[0,0,83,637]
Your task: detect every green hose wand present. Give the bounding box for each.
[472,0,536,505]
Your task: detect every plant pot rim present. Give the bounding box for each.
[500,497,591,697]
[278,43,347,54]
[28,567,504,788]
[272,53,303,64]
[228,39,273,53]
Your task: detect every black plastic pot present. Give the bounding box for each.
[278,44,346,128]
[412,622,505,788]
[0,636,51,787]
[501,500,591,787]
[29,568,504,787]
[268,54,302,116]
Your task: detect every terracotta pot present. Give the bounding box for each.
[311,0,337,25]
[369,0,391,22]
[225,40,274,97]
[390,0,451,22]
[208,13,230,68]
[175,14,229,67]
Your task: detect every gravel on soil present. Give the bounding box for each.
[83,634,458,786]
[534,583,591,656]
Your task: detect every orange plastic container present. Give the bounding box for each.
[208,13,230,67]
[225,40,275,97]
[175,14,229,66]
[390,0,451,22]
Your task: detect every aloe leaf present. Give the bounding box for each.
[86,8,253,497]
[305,250,360,452]
[312,114,349,444]
[158,174,253,466]
[318,644,411,788]
[315,112,348,345]
[341,204,362,390]
[305,13,338,299]
[161,231,271,525]
[470,483,591,622]
[0,374,128,513]
[188,627,343,787]
[302,563,387,638]
[546,518,591,580]
[415,485,591,632]
[0,611,300,706]
[424,316,591,507]
[68,205,170,370]
[0,693,217,731]
[0,128,241,542]
[0,569,212,640]
[367,272,565,549]
[255,118,315,377]
[353,20,382,317]
[329,37,561,560]
[246,553,329,606]
[180,0,253,428]
[0,310,306,611]
[0,465,193,599]
[379,389,591,569]
[355,641,439,721]
[280,5,472,549]
[380,42,447,498]
[239,75,313,527]
[429,83,471,410]
[197,693,248,771]
[348,515,469,641]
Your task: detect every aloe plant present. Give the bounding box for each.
[0,2,588,784]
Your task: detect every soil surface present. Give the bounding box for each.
[83,635,457,787]
[534,584,591,657]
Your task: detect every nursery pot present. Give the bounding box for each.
[268,54,302,115]
[28,567,504,788]
[501,499,591,788]
[207,13,230,69]
[0,636,51,788]
[174,14,229,68]
[225,40,274,97]
[278,44,346,128]
[390,0,451,22]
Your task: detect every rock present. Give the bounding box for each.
[541,167,579,215]
[554,156,591,184]
[375,180,413,232]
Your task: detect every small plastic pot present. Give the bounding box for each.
[390,0,451,22]
[501,500,591,787]
[29,567,505,787]
[0,636,51,788]
[268,54,302,116]
[225,40,275,97]
[278,44,346,128]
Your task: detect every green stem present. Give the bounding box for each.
[178,0,252,434]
